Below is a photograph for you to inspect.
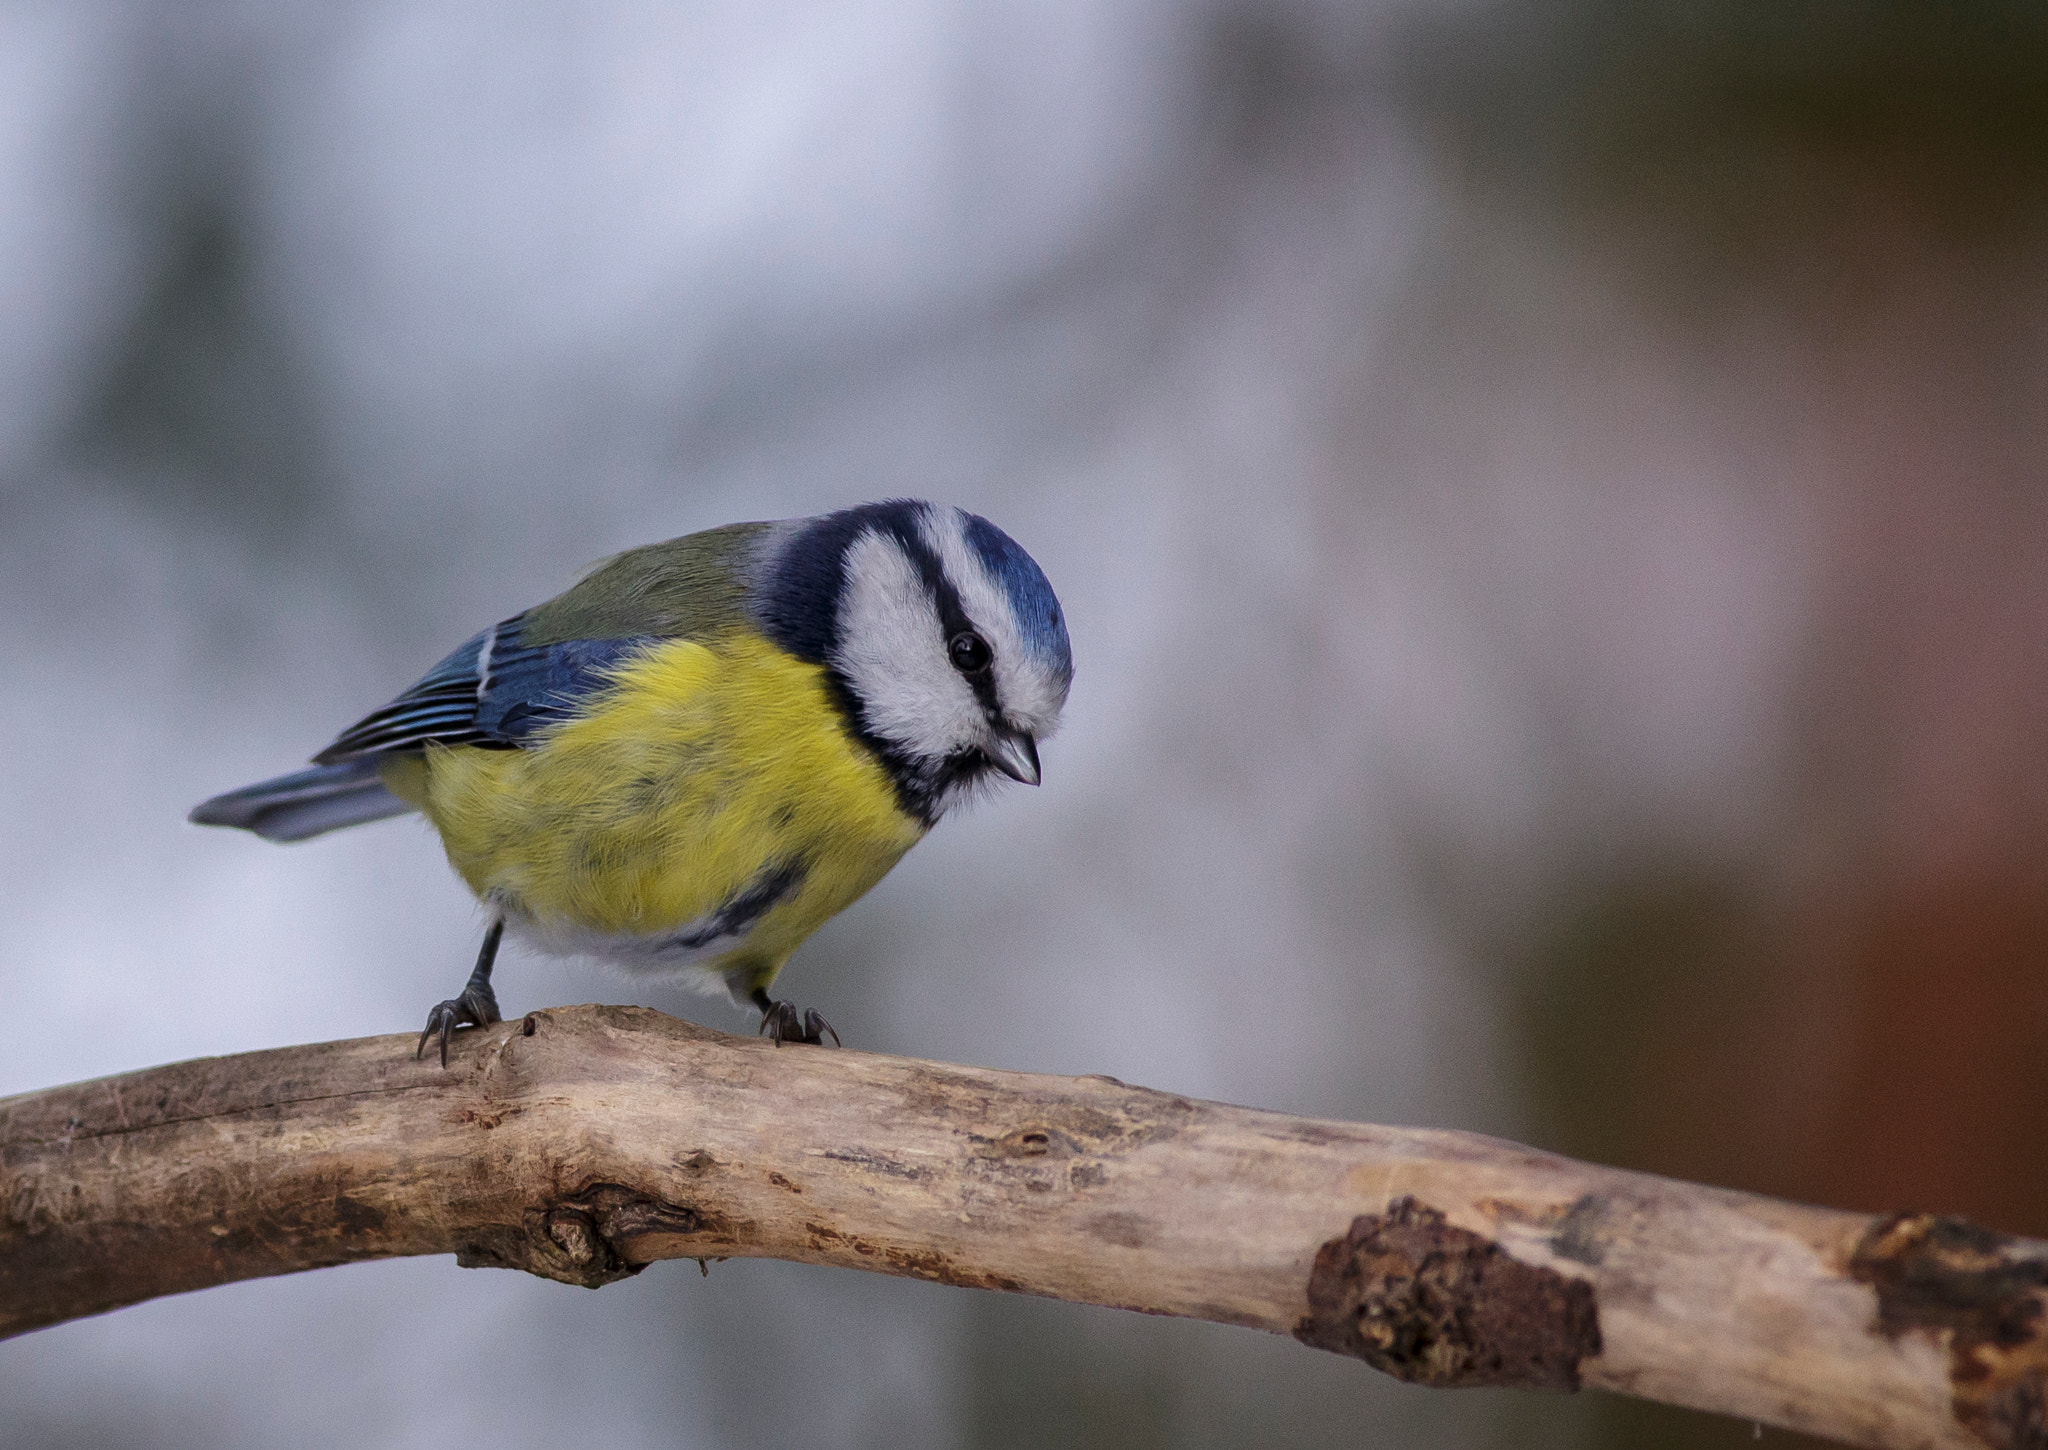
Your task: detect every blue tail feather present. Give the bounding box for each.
[189,760,412,843]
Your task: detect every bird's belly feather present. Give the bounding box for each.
[394,631,924,978]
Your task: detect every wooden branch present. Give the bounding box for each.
[3,1005,2043,1448]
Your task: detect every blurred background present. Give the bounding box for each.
[3,2,2045,1446]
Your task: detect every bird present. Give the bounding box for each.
[189,500,1072,1063]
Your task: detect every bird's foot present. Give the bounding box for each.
[417,984,501,1067]
[756,999,840,1047]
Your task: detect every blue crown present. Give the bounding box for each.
[963,512,1071,683]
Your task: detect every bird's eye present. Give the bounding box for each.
[948,630,992,674]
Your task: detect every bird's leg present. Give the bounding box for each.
[750,986,839,1047]
[418,918,504,1067]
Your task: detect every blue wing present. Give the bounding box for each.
[313,615,657,763]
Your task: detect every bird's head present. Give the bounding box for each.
[757,501,1072,823]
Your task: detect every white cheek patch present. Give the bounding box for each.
[834,527,984,758]
[919,507,1069,739]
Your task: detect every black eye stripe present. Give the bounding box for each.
[883,517,1004,715]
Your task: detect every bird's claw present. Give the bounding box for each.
[417,986,501,1067]
[757,999,840,1047]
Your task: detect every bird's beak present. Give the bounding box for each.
[985,728,1042,786]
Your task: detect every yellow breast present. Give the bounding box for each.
[379,630,925,983]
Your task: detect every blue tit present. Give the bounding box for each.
[191,500,1072,1060]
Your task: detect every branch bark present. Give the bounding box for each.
[3,1004,2043,1449]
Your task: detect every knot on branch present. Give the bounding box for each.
[1851,1211,2048,1450]
[456,1183,723,1289]
[1294,1196,1601,1391]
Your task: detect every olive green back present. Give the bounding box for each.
[519,521,772,646]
